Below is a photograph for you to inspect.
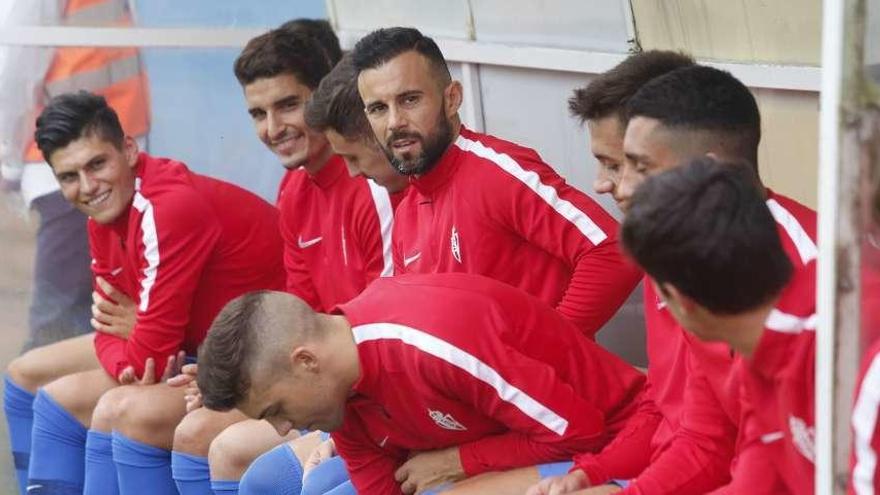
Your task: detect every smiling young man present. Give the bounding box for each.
[235,27,395,315]
[530,65,817,495]
[225,54,412,495]
[197,273,645,495]
[349,27,641,340]
[161,26,406,495]
[2,91,284,494]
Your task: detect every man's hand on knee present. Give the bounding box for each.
[167,363,202,412]
[91,277,136,339]
[526,469,589,495]
[395,447,465,494]
[117,351,186,386]
[303,437,336,481]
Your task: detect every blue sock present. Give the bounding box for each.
[210,480,239,495]
[4,376,35,495]
[28,389,87,494]
[301,456,350,495]
[111,431,178,495]
[238,443,302,495]
[84,430,118,495]
[171,451,212,495]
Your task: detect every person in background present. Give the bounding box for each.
[1,2,150,492]
[850,168,880,495]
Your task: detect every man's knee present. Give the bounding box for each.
[7,350,51,393]
[114,385,187,448]
[207,423,253,477]
[6,334,97,393]
[173,408,245,457]
[208,419,291,480]
[91,386,128,432]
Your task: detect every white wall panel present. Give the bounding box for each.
[471,0,631,52]
[328,0,471,39]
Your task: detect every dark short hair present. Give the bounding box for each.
[279,18,343,67]
[622,157,792,314]
[569,50,694,123]
[304,55,372,140]
[626,65,762,165]
[197,291,267,411]
[35,91,124,164]
[234,28,332,89]
[350,27,450,83]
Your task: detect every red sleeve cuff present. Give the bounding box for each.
[573,456,610,486]
[457,443,485,477]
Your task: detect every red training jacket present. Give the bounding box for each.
[277,156,399,311]
[575,191,817,494]
[90,153,285,379]
[392,126,641,337]
[728,258,817,493]
[331,273,645,494]
[850,339,880,494]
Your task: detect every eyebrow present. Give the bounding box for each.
[274,95,300,107]
[398,90,422,99]
[625,151,653,165]
[85,153,107,167]
[56,154,105,178]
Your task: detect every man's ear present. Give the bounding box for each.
[123,136,139,168]
[654,279,697,315]
[289,346,318,373]
[444,80,463,118]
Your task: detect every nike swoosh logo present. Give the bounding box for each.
[378,435,389,447]
[111,267,123,276]
[298,235,323,249]
[26,485,43,492]
[403,252,421,267]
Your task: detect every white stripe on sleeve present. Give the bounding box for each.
[853,352,880,494]
[764,309,817,334]
[454,135,607,246]
[132,179,159,312]
[766,198,817,265]
[352,322,569,435]
[367,180,394,277]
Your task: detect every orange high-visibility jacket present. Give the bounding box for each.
[24,0,150,162]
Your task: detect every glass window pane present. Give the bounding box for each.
[2,0,327,28]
